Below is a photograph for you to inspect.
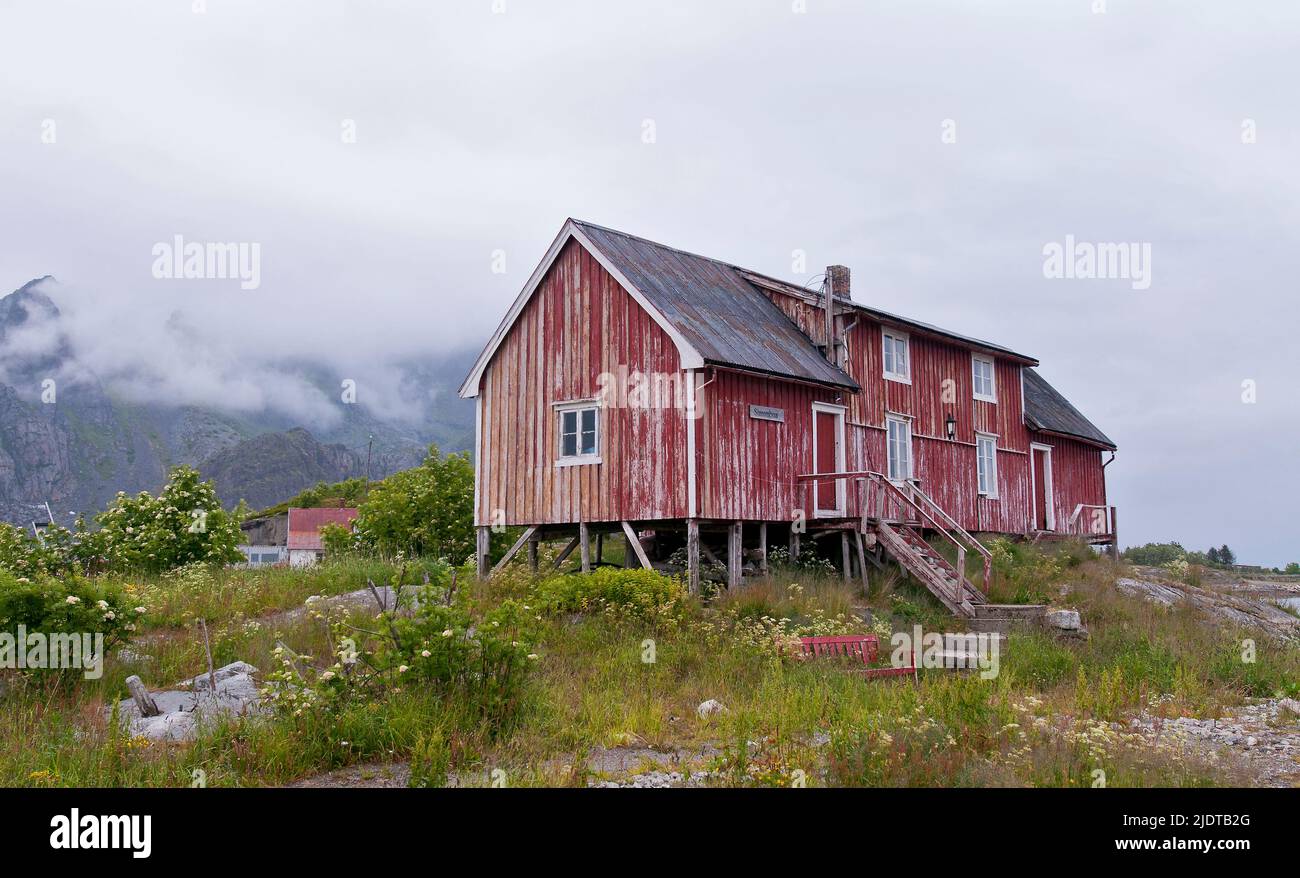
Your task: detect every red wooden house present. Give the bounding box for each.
[460,220,1117,616]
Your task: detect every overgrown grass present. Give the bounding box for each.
[2,540,1294,788]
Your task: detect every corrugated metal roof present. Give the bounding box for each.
[572,220,859,390]
[287,507,358,551]
[1023,369,1116,450]
[738,270,1038,364]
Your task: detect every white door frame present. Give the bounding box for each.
[1029,442,1055,531]
[812,402,847,517]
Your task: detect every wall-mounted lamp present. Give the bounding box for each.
[945,413,957,442]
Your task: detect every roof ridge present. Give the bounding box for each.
[568,218,763,276]
[568,218,1036,363]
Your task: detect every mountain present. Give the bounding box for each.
[198,427,371,511]
[0,278,475,526]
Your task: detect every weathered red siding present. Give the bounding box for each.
[1029,431,1109,536]
[476,240,690,526]
[761,286,1046,534]
[698,369,847,521]
[474,240,1109,539]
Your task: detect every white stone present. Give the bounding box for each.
[1045,609,1082,631]
[110,661,264,742]
[697,699,727,718]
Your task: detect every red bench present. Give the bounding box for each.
[798,635,917,680]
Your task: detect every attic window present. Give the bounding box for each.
[882,329,910,383]
[556,401,600,466]
[972,355,997,403]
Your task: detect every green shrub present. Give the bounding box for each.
[0,570,142,675]
[266,571,539,735]
[409,729,451,788]
[93,466,243,573]
[0,522,75,578]
[1122,542,1190,566]
[349,445,475,561]
[531,567,688,623]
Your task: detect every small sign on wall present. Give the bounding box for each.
[749,405,785,423]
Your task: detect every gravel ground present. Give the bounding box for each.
[1130,698,1300,788]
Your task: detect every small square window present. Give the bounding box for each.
[883,330,910,382]
[557,402,601,464]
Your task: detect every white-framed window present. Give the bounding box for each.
[555,400,600,465]
[976,433,998,498]
[886,415,912,482]
[972,354,997,403]
[882,329,911,383]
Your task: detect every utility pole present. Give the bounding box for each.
[366,433,374,482]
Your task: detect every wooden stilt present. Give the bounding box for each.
[687,519,700,595]
[528,538,539,573]
[854,530,870,591]
[552,534,580,570]
[759,522,768,576]
[476,526,490,580]
[579,521,591,573]
[490,525,538,576]
[790,529,801,563]
[841,532,851,585]
[596,532,604,566]
[728,520,743,589]
[620,521,653,570]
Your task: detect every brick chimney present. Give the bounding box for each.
[826,264,851,300]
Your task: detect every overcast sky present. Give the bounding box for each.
[1,1,1297,564]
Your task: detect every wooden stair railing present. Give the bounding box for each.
[854,473,992,618]
[906,481,994,590]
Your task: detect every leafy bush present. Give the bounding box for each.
[1122,542,1189,566]
[266,568,539,734]
[349,445,475,561]
[92,466,242,573]
[531,567,688,623]
[0,570,142,672]
[0,522,81,578]
[766,544,838,576]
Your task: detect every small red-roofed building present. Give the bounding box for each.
[287,506,359,568]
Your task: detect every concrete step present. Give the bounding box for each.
[971,603,1047,621]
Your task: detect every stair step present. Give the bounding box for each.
[971,603,1047,619]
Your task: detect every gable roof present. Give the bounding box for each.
[573,221,861,389]
[459,219,859,397]
[1023,369,1117,450]
[287,507,358,552]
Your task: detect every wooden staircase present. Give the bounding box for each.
[875,520,986,616]
[858,473,1009,620]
